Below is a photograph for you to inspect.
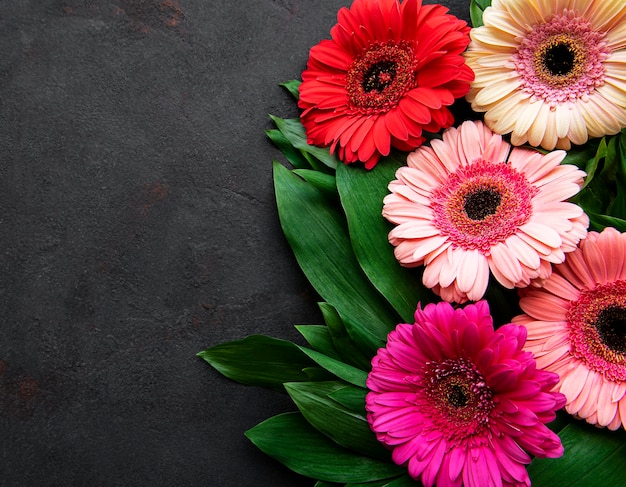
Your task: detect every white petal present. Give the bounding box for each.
[474,78,522,106]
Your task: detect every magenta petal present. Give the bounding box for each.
[366,298,565,485]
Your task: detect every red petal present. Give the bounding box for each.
[400,0,421,39]
[409,87,444,109]
[309,41,352,71]
[384,109,409,141]
[400,96,432,124]
[372,116,391,156]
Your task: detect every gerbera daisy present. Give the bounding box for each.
[366,300,565,487]
[514,228,626,430]
[382,120,588,303]
[464,0,626,151]
[298,0,474,169]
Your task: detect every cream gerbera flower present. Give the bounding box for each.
[465,0,626,150]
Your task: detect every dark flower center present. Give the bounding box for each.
[533,34,586,87]
[595,306,626,355]
[567,281,626,381]
[464,188,502,220]
[543,42,575,76]
[513,13,609,104]
[347,42,416,113]
[363,61,397,93]
[424,358,494,437]
[448,384,468,408]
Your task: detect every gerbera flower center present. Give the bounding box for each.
[567,280,626,381]
[423,358,494,439]
[595,306,626,355]
[448,384,468,407]
[513,11,610,107]
[363,61,396,92]
[463,187,502,220]
[347,42,416,113]
[430,160,537,254]
[536,35,585,82]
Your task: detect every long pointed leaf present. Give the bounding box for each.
[336,160,436,323]
[285,381,391,461]
[528,420,626,485]
[197,335,316,391]
[270,116,338,170]
[274,162,398,355]
[298,347,369,388]
[296,324,342,360]
[246,412,404,483]
[319,302,373,370]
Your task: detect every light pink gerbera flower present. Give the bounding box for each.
[464,0,626,150]
[382,120,589,303]
[514,228,626,430]
[366,300,565,487]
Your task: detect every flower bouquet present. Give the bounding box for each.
[199,0,626,485]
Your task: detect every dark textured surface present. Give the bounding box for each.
[0,1,470,485]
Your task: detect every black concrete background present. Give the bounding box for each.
[0,1,469,485]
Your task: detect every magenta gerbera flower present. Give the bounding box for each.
[382,120,589,303]
[514,228,626,430]
[366,300,565,487]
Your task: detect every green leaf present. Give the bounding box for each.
[319,302,373,371]
[246,412,404,483]
[347,476,417,487]
[315,482,340,487]
[280,79,301,100]
[574,135,616,217]
[562,138,603,176]
[304,367,337,382]
[469,0,491,27]
[197,335,316,391]
[328,384,368,415]
[293,169,338,199]
[336,159,437,323]
[587,212,626,232]
[285,381,391,461]
[298,347,369,388]
[607,130,626,219]
[274,162,399,356]
[266,129,309,169]
[296,324,343,361]
[528,420,626,486]
[582,137,608,188]
[270,116,339,170]
[380,476,419,487]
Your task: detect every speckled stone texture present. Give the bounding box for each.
[0,1,470,485]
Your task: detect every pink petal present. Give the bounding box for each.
[597,380,618,427]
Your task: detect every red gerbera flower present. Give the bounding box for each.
[298,0,474,169]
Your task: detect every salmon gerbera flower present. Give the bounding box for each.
[298,0,474,169]
[464,0,626,150]
[366,300,565,487]
[514,228,626,431]
[382,120,589,303]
